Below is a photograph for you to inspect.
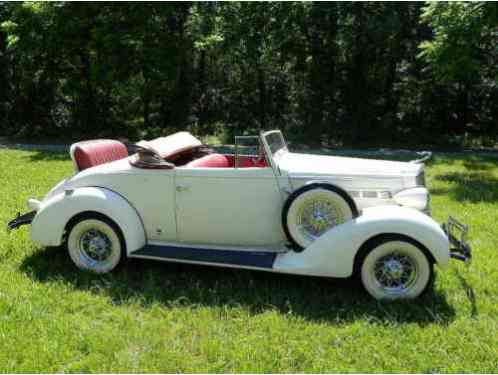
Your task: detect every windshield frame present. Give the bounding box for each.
[260,130,288,175]
[234,135,261,168]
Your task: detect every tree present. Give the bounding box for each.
[0,2,496,147]
[419,2,498,138]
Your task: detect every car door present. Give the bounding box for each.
[174,166,286,249]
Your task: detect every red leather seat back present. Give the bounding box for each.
[186,153,231,168]
[224,155,267,168]
[71,139,128,171]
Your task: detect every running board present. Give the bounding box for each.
[130,244,277,269]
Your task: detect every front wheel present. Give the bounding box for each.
[360,238,433,300]
[67,215,124,274]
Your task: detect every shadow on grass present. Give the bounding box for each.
[430,153,498,168]
[453,269,478,318]
[434,171,498,203]
[24,150,69,162]
[21,246,456,326]
[0,145,69,161]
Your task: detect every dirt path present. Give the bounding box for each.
[0,138,69,152]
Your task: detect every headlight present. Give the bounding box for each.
[393,187,429,211]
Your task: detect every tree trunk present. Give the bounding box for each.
[198,49,207,131]
[168,4,194,131]
[345,3,370,146]
[257,65,267,129]
[308,2,328,144]
[0,29,8,131]
[143,82,151,129]
[79,50,95,133]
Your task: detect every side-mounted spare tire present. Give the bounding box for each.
[282,183,359,250]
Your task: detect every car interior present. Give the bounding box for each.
[70,132,268,172]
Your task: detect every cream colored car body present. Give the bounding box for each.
[26,130,448,278]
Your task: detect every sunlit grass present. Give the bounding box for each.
[0,148,497,372]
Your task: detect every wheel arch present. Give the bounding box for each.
[273,205,449,278]
[64,210,127,254]
[30,186,146,254]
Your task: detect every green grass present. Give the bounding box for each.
[1,148,498,372]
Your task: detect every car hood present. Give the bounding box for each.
[277,152,423,178]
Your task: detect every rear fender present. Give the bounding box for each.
[273,205,449,278]
[31,187,146,254]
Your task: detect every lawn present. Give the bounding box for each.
[0,148,497,373]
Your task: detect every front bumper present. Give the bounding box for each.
[7,211,36,232]
[442,216,472,264]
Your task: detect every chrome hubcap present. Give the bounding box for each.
[297,198,343,240]
[374,252,418,292]
[79,229,112,262]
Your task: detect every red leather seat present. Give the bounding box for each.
[71,139,128,171]
[186,153,231,168]
[186,153,268,168]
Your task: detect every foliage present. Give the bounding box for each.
[0,2,497,147]
[419,2,498,83]
[1,148,498,372]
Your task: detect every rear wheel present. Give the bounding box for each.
[67,215,124,273]
[360,238,433,300]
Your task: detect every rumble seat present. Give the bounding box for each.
[70,139,129,172]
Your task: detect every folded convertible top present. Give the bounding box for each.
[136,132,203,160]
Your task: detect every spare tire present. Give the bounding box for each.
[282,183,358,250]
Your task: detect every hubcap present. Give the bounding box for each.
[374,252,418,293]
[297,197,343,240]
[79,229,113,262]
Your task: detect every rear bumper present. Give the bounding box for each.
[442,216,472,264]
[7,211,36,232]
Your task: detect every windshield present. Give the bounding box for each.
[263,130,287,157]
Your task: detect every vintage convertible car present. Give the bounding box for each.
[8,130,471,300]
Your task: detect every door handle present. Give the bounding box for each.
[176,184,189,192]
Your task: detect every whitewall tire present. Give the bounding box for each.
[360,238,433,300]
[283,184,357,249]
[67,216,124,274]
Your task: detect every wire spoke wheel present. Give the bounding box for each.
[373,252,418,293]
[296,195,344,241]
[67,217,123,274]
[79,229,113,263]
[360,238,432,300]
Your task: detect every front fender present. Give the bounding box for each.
[31,187,146,254]
[273,205,449,278]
